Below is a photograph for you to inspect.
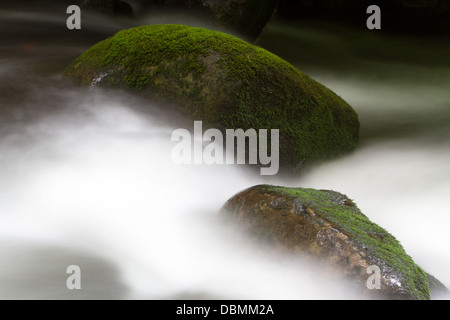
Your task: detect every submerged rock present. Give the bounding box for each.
[63,24,359,172]
[222,184,444,300]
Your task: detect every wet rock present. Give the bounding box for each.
[222,184,443,300]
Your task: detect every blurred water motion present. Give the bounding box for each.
[0,5,449,299]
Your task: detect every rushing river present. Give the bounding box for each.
[0,5,449,299]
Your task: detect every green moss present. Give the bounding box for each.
[266,185,430,300]
[63,24,359,169]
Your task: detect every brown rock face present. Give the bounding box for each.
[222,185,436,300]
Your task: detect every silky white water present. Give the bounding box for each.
[0,6,449,299]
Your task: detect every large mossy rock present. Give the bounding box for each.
[63,25,359,171]
[141,0,279,41]
[222,184,438,299]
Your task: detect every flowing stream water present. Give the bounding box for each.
[0,5,449,299]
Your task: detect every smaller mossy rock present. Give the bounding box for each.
[63,25,359,171]
[222,185,434,300]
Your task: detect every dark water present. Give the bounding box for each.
[0,6,449,299]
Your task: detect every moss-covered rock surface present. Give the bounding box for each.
[222,184,439,300]
[63,24,359,170]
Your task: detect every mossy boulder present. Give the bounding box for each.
[222,185,444,300]
[63,24,359,171]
